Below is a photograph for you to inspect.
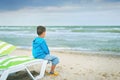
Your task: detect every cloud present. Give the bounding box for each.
[0,5,119,26]
[0,0,120,12]
[0,0,120,26]
[0,1,120,14]
[0,0,80,11]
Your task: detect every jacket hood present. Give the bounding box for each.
[33,37,44,48]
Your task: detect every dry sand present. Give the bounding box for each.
[7,48,120,80]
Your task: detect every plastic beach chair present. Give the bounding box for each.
[0,40,48,80]
[0,40,16,57]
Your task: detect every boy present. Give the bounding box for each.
[32,25,59,76]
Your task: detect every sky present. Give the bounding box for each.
[0,0,120,26]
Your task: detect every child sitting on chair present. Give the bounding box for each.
[32,25,59,76]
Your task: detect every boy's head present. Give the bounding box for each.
[37,25,46,38]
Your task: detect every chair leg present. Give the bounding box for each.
[0,70,9,80]
[25,67,36,80]
[36,60,48,79]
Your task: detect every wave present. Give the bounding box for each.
[100,48,120,53]
[71,28,120,33]
[0,26,120,55]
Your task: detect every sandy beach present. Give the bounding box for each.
[7,48,120,80]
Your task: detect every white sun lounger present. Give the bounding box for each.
[0,40,48,80]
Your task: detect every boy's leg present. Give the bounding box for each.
[44,55,59,74]
[50,65,56,73]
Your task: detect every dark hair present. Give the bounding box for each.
[37,26,46,35]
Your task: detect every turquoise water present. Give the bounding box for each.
[0,26,120,55]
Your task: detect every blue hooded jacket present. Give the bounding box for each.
[32,37,50,59]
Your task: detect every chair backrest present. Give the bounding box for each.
[0,40,16,57]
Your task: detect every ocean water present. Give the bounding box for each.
[0,26,120,55]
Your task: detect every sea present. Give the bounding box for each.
[0,26,120,55]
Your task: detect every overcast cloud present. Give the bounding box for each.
[0,0,120,26]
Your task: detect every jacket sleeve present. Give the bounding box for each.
[41,40,50,54]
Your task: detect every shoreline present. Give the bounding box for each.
[16,47,120,58]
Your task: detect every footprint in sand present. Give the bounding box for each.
[114,77,118,80]
[116,73,120,77]
[74,73,80,75]
[119,72,120,74]
[101,73,109,78]
[82,73,85,76]
[70,67,74,70]
[111,73,115,76]
[111,73,120,77]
